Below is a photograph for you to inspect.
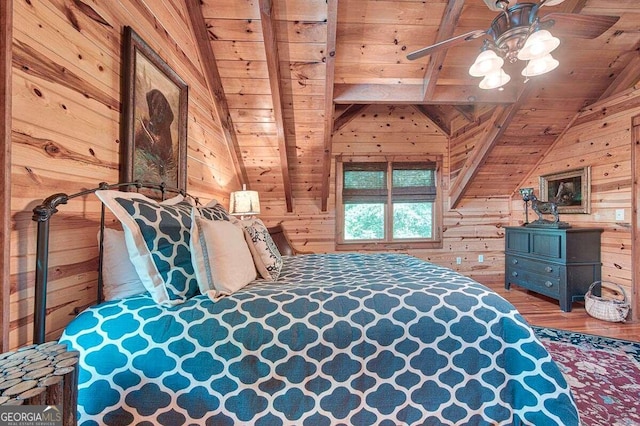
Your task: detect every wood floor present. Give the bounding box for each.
[482,279,640,343]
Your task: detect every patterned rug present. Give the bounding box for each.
[533,327,640,426]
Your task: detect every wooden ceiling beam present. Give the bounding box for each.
[448,83,534,208]
[333,104,353,121]
[422,0,465,101]
[333,104,368,133]
[598,51,640,102]
[411,105,451,136]
[454,105,476,123]
[320,0,338,212]
[259,0,293,212]
[450,106,497,140]
[334,84,517,104]
[184,0,248,186]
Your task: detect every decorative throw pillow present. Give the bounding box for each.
[198,199,232,222]
[95,190,198,306]
[190,209,257,299]
[241,217,283,281]
[99,228,146,301]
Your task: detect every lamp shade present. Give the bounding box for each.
[229,186,260,216]
[517,30,560,61]
[469,49,504,77]
[521,53,559,77]
[479,69,511,89]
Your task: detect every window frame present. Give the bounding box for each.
[335,155,443,250]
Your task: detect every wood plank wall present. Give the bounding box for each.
[1,0,13,352]
[260,105,510,286]
[511,88,640,310]
[8,0,239,349]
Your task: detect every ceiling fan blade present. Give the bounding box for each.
[540,13,620,39]
[406,29,488,61]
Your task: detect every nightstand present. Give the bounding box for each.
[0,341,78,425]
[505,226,603,312]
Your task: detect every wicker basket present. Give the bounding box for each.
[585,281,630,323]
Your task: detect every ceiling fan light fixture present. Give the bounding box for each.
[517,29,560,61]
[479,68,511,89]
[469,49,504,77]
[521,53,559,77]
[541,0,566,6]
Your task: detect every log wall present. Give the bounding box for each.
[511,88,640,312]
[260,104,510,286]
[8,0,239,349]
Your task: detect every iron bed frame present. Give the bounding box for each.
[31,181,199,344]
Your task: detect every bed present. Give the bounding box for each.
[33,183,580,425]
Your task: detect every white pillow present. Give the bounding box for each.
[241,217,283,281]
[100,228,146,301]
[190,209,257,299]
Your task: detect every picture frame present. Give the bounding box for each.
[539,166,591,214]
[120,26,188,191]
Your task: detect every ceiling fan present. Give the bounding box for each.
[406,0,620,88]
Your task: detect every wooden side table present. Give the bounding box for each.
[0,341,78,426]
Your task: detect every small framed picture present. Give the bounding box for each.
[539,166,591,214]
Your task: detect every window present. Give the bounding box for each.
[336,156,442,249]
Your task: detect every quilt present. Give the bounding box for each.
[60,253,579,425]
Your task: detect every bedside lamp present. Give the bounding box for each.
[519,187,534,225]
[229,184,260,220]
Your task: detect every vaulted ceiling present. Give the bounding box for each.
[187,0,640,211]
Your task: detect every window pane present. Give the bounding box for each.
[344,203,384,240]
[392,169,434,188]
[393,202,433,239]
[344,170,386,190]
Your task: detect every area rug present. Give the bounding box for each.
[533,326,640,426]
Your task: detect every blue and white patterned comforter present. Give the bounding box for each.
[60,253,579,425]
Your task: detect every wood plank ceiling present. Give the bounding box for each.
[194,0,640,210]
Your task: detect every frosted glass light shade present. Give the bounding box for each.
[542,0,566,5]
[469,50,504,77]
[517,30,560,61]
[522,54,559,77]
[479,69,511,89]
[229,186,261,216]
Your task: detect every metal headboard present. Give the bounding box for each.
[31,181,200,344]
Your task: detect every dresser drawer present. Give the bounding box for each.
[505,255,561,278]
[507,267,561,298]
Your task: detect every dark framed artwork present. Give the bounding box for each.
[120,26,188,191]
[539,166,591,214]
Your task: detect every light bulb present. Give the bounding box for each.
[469,50,504,77]
[517,30,560,61]
[522,54,559,77]
[479,69,511,90]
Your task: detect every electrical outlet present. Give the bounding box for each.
[615,209,625,221]
[456,257,462,265]
[478,255,484,263]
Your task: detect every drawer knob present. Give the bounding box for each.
[545,266,553,273]
[511,271,518,277]
[544,281,553,288]
[512,259,518,264]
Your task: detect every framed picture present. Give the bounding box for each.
[120,26,188,191]
[539,166,591,214]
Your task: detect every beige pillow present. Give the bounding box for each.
[190,209,257,299]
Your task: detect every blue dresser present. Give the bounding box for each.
[504,226,603,312]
